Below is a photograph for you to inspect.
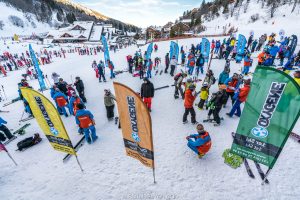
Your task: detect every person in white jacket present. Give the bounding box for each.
[170,55,178,76]
[51,72,60,85]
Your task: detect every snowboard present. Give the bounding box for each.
[63,136,85,163]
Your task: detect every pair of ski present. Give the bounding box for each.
[231,132,269,184]
[19,116,34,122]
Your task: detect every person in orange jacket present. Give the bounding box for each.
[257,51,267,65]
[226,78,251,117]
[186,124,212,158]
[183,84,198,124]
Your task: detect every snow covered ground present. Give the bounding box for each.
[0,37,300,200]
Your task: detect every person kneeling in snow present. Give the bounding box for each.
[186,124,211,158]
[75,103,98,144]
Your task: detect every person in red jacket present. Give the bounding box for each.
[183,84,197,124]
[226,78,251,117]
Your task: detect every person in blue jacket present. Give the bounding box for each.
[0,117,13,141]
[196,54,205,76]
[215,40,221,54]
[269,44,280,65]
[262,52,273,66]
[97,60,106,82]
[186,124,212,158]
[181,50,186,65]
[53,88,69,117]
[218,68,230,85]
[75,103,98,144]
[146,58,153,79]
[69,92,84,116]
[50,85,63,115]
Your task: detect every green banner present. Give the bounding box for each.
[231,66,300,168]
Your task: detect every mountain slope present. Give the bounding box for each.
[0,0,139,37]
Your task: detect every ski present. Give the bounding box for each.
[203,117,224,123]
[0,110,9,113]
[155,85,169,90]
[63,136,85,162]
[19,116,34,122]
[254,161,269,184]
[3,135,17,145]
[2,97,21,107]
[13,123,31,135]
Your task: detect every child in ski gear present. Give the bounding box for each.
[53,88,69,117]
[197,83,209,110]
[224,73,240,106]
[75,103,97,144]
[174,72,187,99]
[170,55,178,76]
[141,78,154,112]
[186,124,211,158]
[207,85,228,126]
[97,61,106,82]
[242,54,252,75]
[218,68,230,85]
[69,92,84,116]
[227,78,251,117]
[203,70,216,88]
[196,54,205,76]
[183,84,197,124]
[0,117,13,141]
[165,53,170,73]
[74,77,87,103]
[107,60,115,79]
[104,89,116,120]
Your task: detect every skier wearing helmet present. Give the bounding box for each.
[197,82,209,110]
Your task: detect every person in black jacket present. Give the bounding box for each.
[74,76,87,103]
[164,53,170,73]
[141,78,154,112]
[57,78,68,96]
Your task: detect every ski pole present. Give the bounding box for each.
[19,110,25,125]
[1,85,7,100]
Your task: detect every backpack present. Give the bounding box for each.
[174,73,182,81]
[17,133,41,151]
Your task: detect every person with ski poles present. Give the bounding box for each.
[186,124,212,158]
[75,103,98,144]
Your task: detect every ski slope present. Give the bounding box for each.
[0,37,300,200]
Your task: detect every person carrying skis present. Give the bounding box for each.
[75,103,98,144]
[97,60,106,82]
[203,69,216,88]
[186,124,211,158]
[197,82,209,110]
[104,89,116,120]
[0,117,14,142]
[107,60,115,79]
[206,85,228,126]
[196,53,205,76]
[141,78,154,112]
[170,55,178,77]
[174,72,187,99]
[183,84,198,124]
[69,92,83,116]
[53,88,69,117]
[74,77,87,103]
[165,53,170,73]
[227,78,251,118]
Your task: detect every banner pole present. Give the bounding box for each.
[6,151,18,166]
[261,168,272,185]
[75,155,84,173]
[152,167,156,184]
